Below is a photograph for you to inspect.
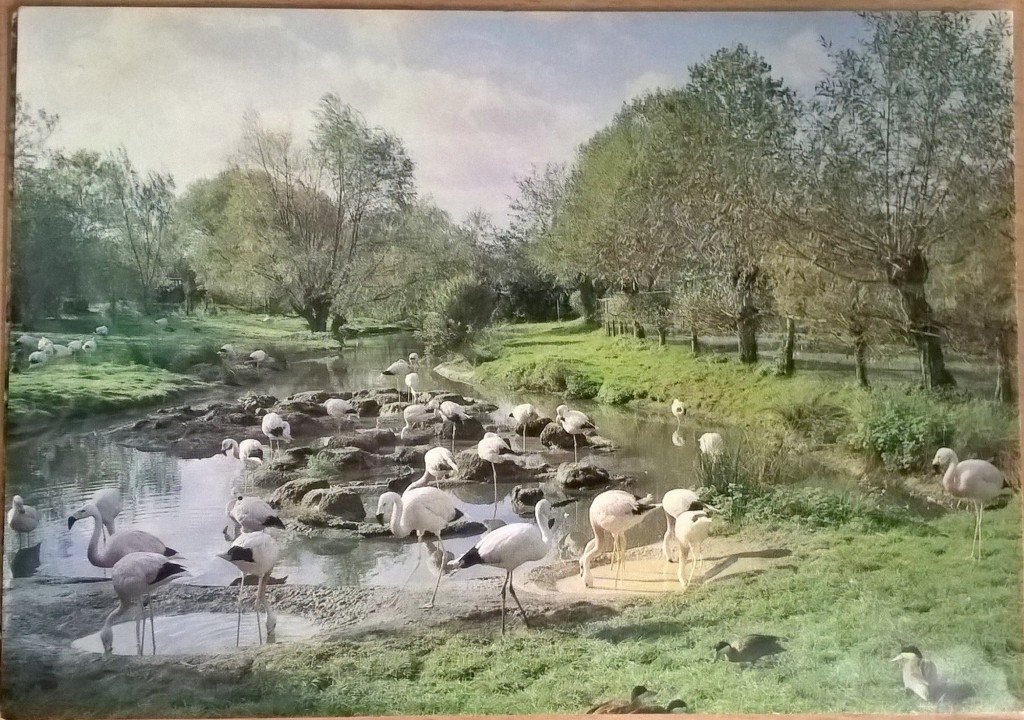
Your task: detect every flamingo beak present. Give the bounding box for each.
[67,517,77,529]
[375,513,384,525]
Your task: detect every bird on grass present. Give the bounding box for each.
[217,344,235,359]
[509,403,541,451]
[99,551,186,656]
[580,490,660,588]
[226,487,285,540]
[674,506,713,589]
[376,487,464,609]
[477,432,519,514]
[586,686,657,714]
[28,351,47,367]
[217,530,280,646]
[714,634,788,665]
[249,349,267,371]
[407,447,460,490]
[630,699,689,714]
[7,495,39,549]
[698,432,725,460]
[891,646,939,702]
[448,499,556,635]
[932,447,1014,560]
[82,338,97,353]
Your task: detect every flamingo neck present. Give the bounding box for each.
[942,460,960,492]
[225,439,239,458]
[389,497,411,538]
[83,507,108,567]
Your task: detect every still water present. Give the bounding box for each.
[3,334,722,594]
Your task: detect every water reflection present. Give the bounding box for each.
[4,332,726,596]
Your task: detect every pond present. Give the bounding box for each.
[2,333,732,597]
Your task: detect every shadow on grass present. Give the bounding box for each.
[592,620,692,643]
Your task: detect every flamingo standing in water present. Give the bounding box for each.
[580,490,660,588]
[407,447,460,490]
[381,359,412,397]
[556,405,597,463]
[7,495,39,548]
[509,403,540,452]
[225,487,286,540]
[434,399,470,453]
[400,403,436,439]
[217,531,280,646]
[932,448,1014,560]
[261,412,291,458]
[99,551,187,656]
[91,488,123,544]
[323,398,358,430]
[222,438,264,485]
[477,432,519,514]
[671,398,686,425]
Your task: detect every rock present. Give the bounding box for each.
[284,390,335,405]
[302,488,366,521]
[396,429,436,445]
[373,392,402,406]
[224,366,260,385]
[512,416,553,438]
[252,468,294,488]
[267,478,330,507]
[388,445,430,466]
[239,393,277,413]
[425,392,468,406]
[281,413,336,438]
[540,422,590,451]
[435,417,486,443]
[473,402,499,414]
[356,399,381,418]
[453,450,555,484]
[316,447,382,472]
[379,401,411,417]
[358,517,488,539]
[274,400,327,416]
[512,485,545,506]
[322,429,396,454]
[554,461,611,490]
[268,447,317,472]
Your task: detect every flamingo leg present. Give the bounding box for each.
[149,595,156,655]
[676,548,689,589]
[236,573,245,647]
[522,426,526,453]
[255,585,263,645]
[687,548,698,586]
[507,573,530,629]
[491,462,499,518]
[135,601,145,656]
[259,576,276,643]
[662,514,677,563]
[573,434,579,463]
[500,571,510,636]
[451,424,457,454]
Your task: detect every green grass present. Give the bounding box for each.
[9,505,1018,718]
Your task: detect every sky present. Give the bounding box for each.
[11,9,985,225]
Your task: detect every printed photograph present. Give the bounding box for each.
[1,7,1020,717]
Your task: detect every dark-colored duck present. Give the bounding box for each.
[714,634,788,664]
[586,685,655,714]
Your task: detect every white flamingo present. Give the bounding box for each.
[217,344,236,359]
[509,403,540,452]
[261,412,291,458]
[376,487,463,609]
[400,403,436,439]
[95,325,109,335]
[92,487,123,543]
[404,372,421,403]
[661,489,702,562]
[7,495,39,548]
[28,351,47,367]
[67,339,84,355]
[250,349,267,371]
[478,432,519,513]
[448,499,556,635]
[671,398,686,425]
[699,432,725,460]
[674,507,713,589]
[434,399,470,452]
[99,552,186,656]
[217,531,280,646]
[324,398,358,430]
[381,359,412,396]
[155,318,169,328]
[556,404,597,463]
[82,338,97,353]
[932,448,1014,560]
[68,503,178,568]
[221,438,265,485]
[407,447,460,490]
[580,490,660,588]
[226,487,285,540]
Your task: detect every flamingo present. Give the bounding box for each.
[95,325,109,335]
[7,495,39,548]
[217,344,235,359]
[67,503,178,568]
[407,447,460,490]
[15,334,39,349]
[217,530,280,646]
[250,349,267,371]
[478,432,519,513]
[932,448,1014,560]
[67,339,84,355]
[381,359,412,395]
[671,398,686,425]
[434,399,470,452]
[221,438,264,485]
[226,487,285,540]
[52,344,72,359]
[82,338,97,353]
[699,432,725,460]
[509,403,540,452]
[448,499,556,635]
[408,352,420,369]
[400,403,436,439]
[37,337,53,351]
[324,398,358,430]
[155,318,168,327]
[28,351,47,367]
[580,489,660,588]
[404,372,421,403]
[556,404,597,462]
[261,412,291,458]
[375,487,464,609]
[99,552,186,656]
[674,506,713,589]
[92,487,123,543]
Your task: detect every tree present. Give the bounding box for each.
[101,148,178,314]
[233,94,415,331]
[786,12,1012,389]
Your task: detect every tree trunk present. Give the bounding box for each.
[888,249,955,389]
[690,329,700,356]
[578,276,598,326]
[657,327,667,346]
[853,333,869,388]
[633,320,646,340]
[778,317,796,376]
[995,327,1015,404]
[736,306,758,364]
[294,296,332,332]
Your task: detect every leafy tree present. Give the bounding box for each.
[785,12,1012,389]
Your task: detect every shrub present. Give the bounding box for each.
[774,397,851,445]
[416,275,497,357]
[846,387,953,472]
[597,380,634,405]
[565,370,600,400]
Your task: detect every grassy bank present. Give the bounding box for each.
[5,309,356,428]
[474,322,1018,472]
[7,505,1019,718]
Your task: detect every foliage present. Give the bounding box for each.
[415,274,497,358]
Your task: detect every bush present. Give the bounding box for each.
[774,397,851,445]
[565,370,600,400]
[416,275,497,358]
[846,387,954,472]
[597,381,634,405]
